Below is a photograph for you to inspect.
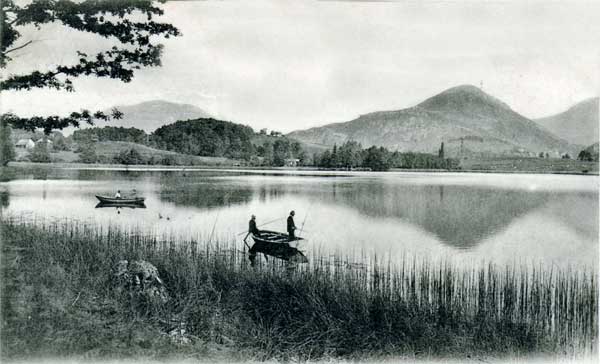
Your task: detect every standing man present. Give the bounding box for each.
[245,214,260,266]
[287,210,297,240]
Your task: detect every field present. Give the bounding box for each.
[15,141,240,166]
[1,217,597,362]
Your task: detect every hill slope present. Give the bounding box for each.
[108,100,212,133]
[62,100,212,135]
[288,85,574,156]
[534,97,599,146]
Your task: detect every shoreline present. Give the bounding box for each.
[2,218,597,362]
[3,161,599,176]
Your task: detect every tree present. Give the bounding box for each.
[261,140,274,166]
[0,120,16,165]
[30,141,51,163]
[1,0,180,133]
[363,146,390,171]
[52,134,70,151]
[438,142,445,159]
[114,148,145,165]
[578,150,593,162]
[78,143,97,163]
[273,139,291,166]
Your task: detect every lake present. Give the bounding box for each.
[1,167,598,270]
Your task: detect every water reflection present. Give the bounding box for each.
[159,179,254,209]
[0,190,8,208]
[0,169,597,268]
[95,202,147,209]
[327,183,550,249]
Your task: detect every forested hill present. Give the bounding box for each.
[65,119,309,165]
[151,118,255,160]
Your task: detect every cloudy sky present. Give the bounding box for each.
[1,0,599,132]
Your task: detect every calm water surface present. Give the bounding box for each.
[1,167,598,269]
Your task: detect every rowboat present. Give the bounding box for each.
[95,202,146,209]
[248,230,308,265]
[95,195,146,204]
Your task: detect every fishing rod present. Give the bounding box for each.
[208,190,230,244]
[236,216,285,236]
[298,200,315,237]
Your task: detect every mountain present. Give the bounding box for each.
[107,100,212,133]
[288,85,574,157]
[62,100,212,135]
[534,97,599,146]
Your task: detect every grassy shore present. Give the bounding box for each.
[458,157,598,174]
[1,218,597,362]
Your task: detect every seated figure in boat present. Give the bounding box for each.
[115,190,122,199]
[248,214,261,236]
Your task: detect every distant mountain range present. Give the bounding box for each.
[534,97,599,147]
[60,100,212,135]
[288,85,579,157]
[106,100,212,133]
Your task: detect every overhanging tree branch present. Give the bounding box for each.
[4,39,33,54]
[1,108,123,134]
[0,0,180,132]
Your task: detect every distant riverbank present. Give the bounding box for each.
[3,160,598,176]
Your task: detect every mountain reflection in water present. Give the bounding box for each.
[1,170,597,268]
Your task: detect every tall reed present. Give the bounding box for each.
[1,217,597,361]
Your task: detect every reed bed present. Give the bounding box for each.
[1,217,597,361]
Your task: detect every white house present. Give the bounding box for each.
[284,158,300,167]
[15,138,35,149]
[36,138,53,146]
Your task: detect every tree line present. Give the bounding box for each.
[312,141,459,171]
[72,120,307,166]
[73,127,148,145]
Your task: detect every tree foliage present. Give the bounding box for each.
[113,148,144,165]
[0,121,16,165]
[73,126,148,144]
[151,119,256,160]
[78,143,97,163]
[313,141,459,171]
[1,0,180,132]
[577,149,598,162]
[29,141,51,163]
[255,138,305,166]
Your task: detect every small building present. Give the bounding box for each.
[284,158,300,167]
[36,138,53,146]
[15,139,35,149]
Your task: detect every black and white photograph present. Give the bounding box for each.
[0,1,598,363]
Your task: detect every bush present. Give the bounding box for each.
[78,144,98,164]
[29,142,51,163]
[0,121,16,166]
[113,148,146,165]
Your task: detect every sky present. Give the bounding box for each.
[1,0,599,133]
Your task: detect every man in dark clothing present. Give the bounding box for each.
[287,210,297,240]
[246,214,261,266]
[248,214,260,236]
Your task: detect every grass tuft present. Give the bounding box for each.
[1,217,597,361]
